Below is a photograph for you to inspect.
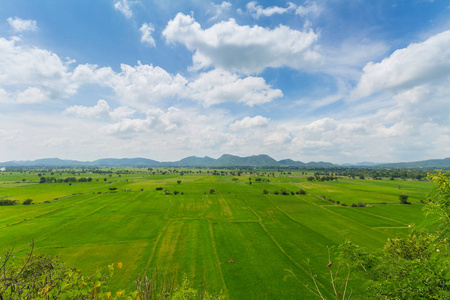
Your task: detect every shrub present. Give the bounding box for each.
[298,189,306,195]
[399,194,410,204]
[0,199,18,206]
[209,188,215,194]
[156,187,163,190]
[263,189,269,194]
[357,202,366,207]
[22,199,33,205]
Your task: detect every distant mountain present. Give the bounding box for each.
[305,161,336,167]
[278,159,306,167]
[2,155,448,169]
[378,157,450,169]
[163,156,215,167]
[92,158,160,167]
[214,154,280,167]
[1,158,86,167]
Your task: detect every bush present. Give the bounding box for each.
[0,199,18,206]
[399,194,410,204]
[209,188,215,194]
[156,187,163,190]
[357,202,366,207]
[298,189,306,195]
[263,189,269,194]
[22,199,33,205]
[0,242,221,299]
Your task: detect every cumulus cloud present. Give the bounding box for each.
[209,1,232,21]
[163,13,320,74]
[352,30,450,99]
[264,132,292,145]
[64,99,135,120]
[114,0,133,18]
[140,23,156,47]
[103,106,185,137]
[229,115,270,130]
[7,17,38,32]
[72,62,187,108]
[245,1,296,19]
[0,37,76,102]
[0,87,49,104]
[72,62,281,108]
[187,69,282,106]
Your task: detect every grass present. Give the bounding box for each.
[0,169,433,298]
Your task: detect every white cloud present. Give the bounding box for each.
[295,1,323,18]
[352,30,450,99]
[187,69,282,106]
[7,17,38,32]
[163,13,320,74]
[0,87,49,104]
[64,99,135,120]
[103,106,186,137]
[15,87,49,103]
[72,62,187,109]
[229,115,270,130]
[114,0,133,18]
[264,132,292,146]
[209,1,232,21]
[139,23,156,47]
[0,37,76,102]
[245,1,296,19]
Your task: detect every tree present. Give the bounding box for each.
[335,171,450,299]
[399,194,410,204]
[209,188,215,194]
[22,199,33,205]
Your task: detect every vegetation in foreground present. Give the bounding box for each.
[286,171,450,299]
[0,167,444,298]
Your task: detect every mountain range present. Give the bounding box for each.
[1,155,449,169]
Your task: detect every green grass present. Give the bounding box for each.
[0,170,433,298]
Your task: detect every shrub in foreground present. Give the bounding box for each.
[0,242,222,300]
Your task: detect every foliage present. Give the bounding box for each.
[285,247,352,300]
[0,199,18,206]
[22,199,33,205]
[399,194,410,204]
[0,242,222,300]
[336,171,450,299]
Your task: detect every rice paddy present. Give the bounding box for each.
[0,169,433,299]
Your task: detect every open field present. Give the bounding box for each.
[0,169,433,298]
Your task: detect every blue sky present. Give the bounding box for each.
[0,0,449,163]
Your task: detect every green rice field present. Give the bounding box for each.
[0,169,434,299]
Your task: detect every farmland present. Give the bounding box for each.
[0,168,433,299]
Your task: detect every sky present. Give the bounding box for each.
[0,0,449,164]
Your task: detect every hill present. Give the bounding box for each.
[378,157,450,169]
[1,155,449,169]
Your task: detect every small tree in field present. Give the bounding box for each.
[209,188,215,194]
[399,194,410,204]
